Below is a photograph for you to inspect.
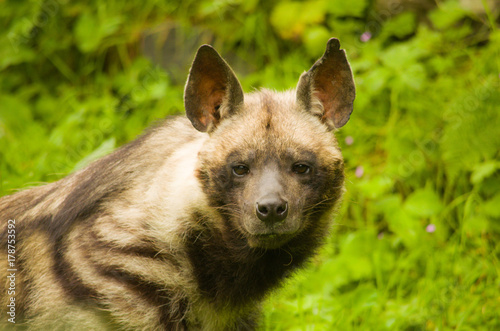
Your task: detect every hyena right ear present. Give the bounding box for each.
[184,45,244,132]
[296,38,356,130]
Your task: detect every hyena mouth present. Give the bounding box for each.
[249,233,295,249]
[246,225,300,249]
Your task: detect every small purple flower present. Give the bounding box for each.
[355,166,364,178]
[426,224,436,233]
[378,232,384,240]
[345,136,354,145]
[360,31,372,42]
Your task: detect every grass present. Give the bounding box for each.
[1,0,499,329]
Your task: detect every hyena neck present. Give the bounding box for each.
[185,213,318,308]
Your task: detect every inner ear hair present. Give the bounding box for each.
[296,38,356,130]
[184,45,244,133]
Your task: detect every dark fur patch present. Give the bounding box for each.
[53,234,100,302]
[186,213,310,308]
[99,266,188,330]
[89,228,183,269]
[49,169,131,242]
[30,185,58,208]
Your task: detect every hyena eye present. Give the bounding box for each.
[232,165,250,177]
[292,163,311,175]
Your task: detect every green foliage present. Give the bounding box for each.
[1,0,499,329]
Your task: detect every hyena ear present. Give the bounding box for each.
[184,45,244,132]
[296,38,356,130]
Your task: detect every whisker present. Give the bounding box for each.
[303,196,338,212]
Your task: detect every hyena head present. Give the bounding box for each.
[185,38,355,249]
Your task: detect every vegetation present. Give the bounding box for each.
[1,0,498,329]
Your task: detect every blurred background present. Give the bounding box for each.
[1,0,499,329]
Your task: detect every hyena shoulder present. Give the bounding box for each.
[0,117,207,329]
[0,116,203,239]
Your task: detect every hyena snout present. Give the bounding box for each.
[255,194,288,224]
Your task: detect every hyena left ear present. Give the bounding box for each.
[184,45,244,132]
[296,38,356,130]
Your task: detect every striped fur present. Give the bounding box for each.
[0,38,355,330]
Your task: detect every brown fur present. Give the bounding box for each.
[0,38,355,330]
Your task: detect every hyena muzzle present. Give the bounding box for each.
[0,38,355,330]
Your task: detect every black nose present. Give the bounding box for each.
[256,195,288,224]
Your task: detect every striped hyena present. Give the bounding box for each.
[0,38,355,330]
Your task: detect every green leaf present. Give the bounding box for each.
[357,175,394,199]
[0,34,36,69]
[482,194,500,218]
[74,12,101,52]
[0,95,33,133]
[462,216,489,235]
[381,43,427,71]
[429,0,469,29]
[471,161,499,184]
[303,26,331,57]
[396,63,426,90]
[325,0,367,17]
[380,12,417,40]
[387,209,422,247]
[270,1,326,39]
[74,12,122,52]
[404,187,443,217]
[72,137,116,172]
[360,67,391,95]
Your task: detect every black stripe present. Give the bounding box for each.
[30,185,58,209]
[52,236,100,301]
[43,127,155,242]
[99,266,188,330]
[88,229,183,269]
